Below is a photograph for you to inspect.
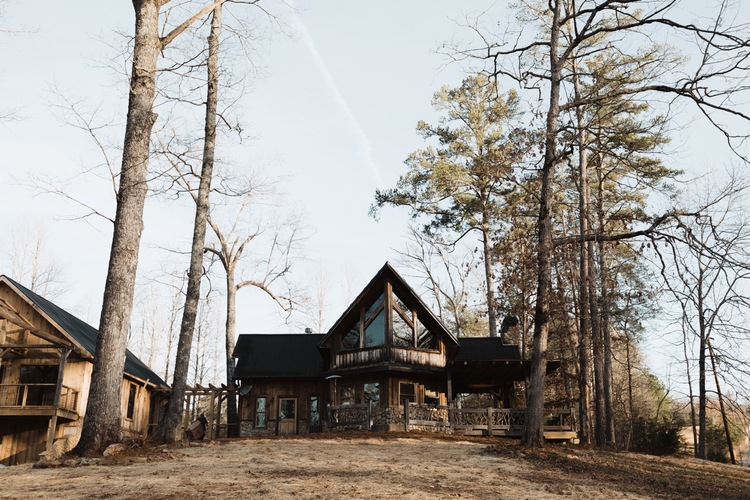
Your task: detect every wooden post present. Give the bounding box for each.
[215,390,223,438]
[448,402,454,433]
[208,389,215,440]
[403,399,410,432]
[45,348,70,456]
[487,407,493,437]
[367,399,372,431]
[446,370,453,403]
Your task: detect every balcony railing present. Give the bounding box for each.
[0,383,79,413]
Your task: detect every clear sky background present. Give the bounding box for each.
[0,1,747,389]
[0,1,504,331]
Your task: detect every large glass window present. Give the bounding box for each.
[342,323,360,350]
[392,311,413,347]
[364,309,385,347]
[417,319,438,350]
[366,293,384,319]
[364,382,380,404]
[255,397,267,428]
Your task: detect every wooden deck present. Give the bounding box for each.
[327,403,578,442]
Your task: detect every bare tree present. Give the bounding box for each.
[396,226,482,338]
[76,0,228,455]
[205,194,303,434]
[457,0,750,447]
[655,174,750,462]
[4,220,66,299]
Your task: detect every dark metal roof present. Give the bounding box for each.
[454,337,522,362]
[1,275,168,389]
[232,334,326,379]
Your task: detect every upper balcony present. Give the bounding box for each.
[0,383,80,420]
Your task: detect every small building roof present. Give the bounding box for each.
[232,333,327,379]
[1,275,169,389]
[454,337,522,362]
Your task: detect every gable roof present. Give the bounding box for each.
[232,334,326,379]
[320,262,458,348]
[1,275,168,389]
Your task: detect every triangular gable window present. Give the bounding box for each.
[338,283,438,351]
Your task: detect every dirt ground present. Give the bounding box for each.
[1,433,749,499]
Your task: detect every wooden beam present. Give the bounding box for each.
[45,348,70,454]
[0,297,74,349]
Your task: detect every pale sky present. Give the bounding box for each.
[0,1,747,389]
[0,1,503,333]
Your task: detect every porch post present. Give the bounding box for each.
[208,388,215,440]
[45,348,70,456]
[446,370,453,403]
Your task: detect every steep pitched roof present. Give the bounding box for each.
[320,262,458,348]
[1,275,168,389]
[232,334,326,379]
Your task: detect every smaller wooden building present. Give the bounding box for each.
[0,276,169,465]
[233,263,550,436]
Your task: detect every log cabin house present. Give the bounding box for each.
[233,263,574,439]
[0,275,169,465]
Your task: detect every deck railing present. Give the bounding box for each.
[0,383,79,413]
[324,401,576,438]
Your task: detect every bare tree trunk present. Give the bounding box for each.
[157,4,222,444]
[75,0,161,455]
[482,223,498,337]
[588,244,606,447]
[224,266,239,436]
[707,338,736,464]
[523,0,562,448]
[596,176,616,447]
[697,262,707,460]
[573,60,591,445]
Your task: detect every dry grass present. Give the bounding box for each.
[1,433,748,499]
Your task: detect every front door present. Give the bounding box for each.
[278,398,297,435]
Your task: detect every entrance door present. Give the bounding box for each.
[278,398,297,435]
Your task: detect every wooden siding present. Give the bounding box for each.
[0,282,163,464]
[238,379,327,436]
[390,347,445,368]
[333,347,387,369]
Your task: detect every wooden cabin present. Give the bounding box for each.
[232,263,570,437]
[0,275,169,465]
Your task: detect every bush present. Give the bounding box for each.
[629,416,683,456]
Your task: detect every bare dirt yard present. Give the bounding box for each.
[1,433,749,499]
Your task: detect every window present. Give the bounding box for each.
[400,382,416,404]
[310,396,320,427]
[339,384,355,405]
[417,319,438,350]
[364,309,385,347]
[255,397,267,428]
[392,311,413,347]
[279,399,296,420]
[126,383,137,420]
[424,387,440,405]
[342,323,360,350]
[364,382,380,404]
